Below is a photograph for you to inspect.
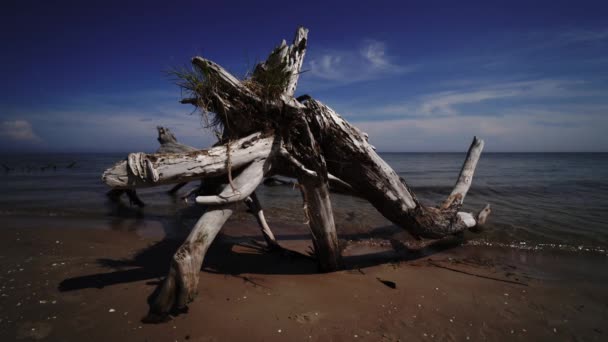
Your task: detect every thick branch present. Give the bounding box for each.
[148,204,234,318]
[156,126,198,154]
[195,158,266,205]
[285,117,341,271]
[102,133,274,189]
[299,97,489,238]
[191,57,260,103]
[244,192,281,249]
[327,174,356,195]
[278,144,317,178]
[440,136,484,210]
[252,26,308,98]
[299,179,341,272]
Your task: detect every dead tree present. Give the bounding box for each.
[102,27,491,318]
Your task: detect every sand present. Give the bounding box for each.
[0,216,606,341]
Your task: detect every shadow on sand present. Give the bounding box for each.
[58,195,465,299]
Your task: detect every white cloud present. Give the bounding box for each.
[361,40,390,69]
[353,109,608,152]
[373,79,588,118]
[328,76,608,151]
[306,40,417,84]
[0,120,42,143]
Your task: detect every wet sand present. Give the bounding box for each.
[0,216,607,341]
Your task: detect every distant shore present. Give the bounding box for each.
[0,216,606,341]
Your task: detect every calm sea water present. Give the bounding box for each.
[1,153,607,253]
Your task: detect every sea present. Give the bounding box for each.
[1,152,607,255]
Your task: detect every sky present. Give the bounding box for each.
[1,0,608,153]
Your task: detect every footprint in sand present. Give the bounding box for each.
[289,311,323,324]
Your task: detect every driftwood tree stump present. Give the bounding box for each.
[102,27,491,319]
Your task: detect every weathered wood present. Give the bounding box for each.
[148,156,270,317]
[156,126,198,154]
[154,127,282,250]
[195,158,266,205]
[289,117,342,270]
[440,136,484,210]
[148,204,233,319]
[102,133,274,189]
[252,26,308,98]
[299,180,341,271]
[101,27,493,318]
[299,97,489,238]
[244,192,281,250]
[264,174,356,196]
[105,127,196,204]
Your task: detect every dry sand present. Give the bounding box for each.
[0,216,606,341]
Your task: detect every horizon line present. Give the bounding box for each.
[1,150,608,155]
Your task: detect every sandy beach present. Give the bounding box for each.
[0,216,606,341]
[3,0,608,341]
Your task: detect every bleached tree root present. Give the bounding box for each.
[156,126,198,154]
[100,27,495,319]
[102,132,274,189]
[147,204,233,320]
[155,127,282,249]
[194,158,266,205]
[409,136,490,237]
[148,159,266,318]
[299,180,342,271]
[244,192,281,250]
[105,127,198,205]
[299,97,490,239]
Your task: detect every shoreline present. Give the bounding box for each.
[0,216,606,341]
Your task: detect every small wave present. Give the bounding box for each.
[466,239,608,256]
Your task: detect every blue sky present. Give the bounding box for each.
[1,0,607,152]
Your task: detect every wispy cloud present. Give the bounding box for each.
[306,40,417,84]
[372,78,589,118]
[325,76,608,151]
[0,120,42,143]
[360,40,392,69]
[353,108,608,152]
[1,89,218,152]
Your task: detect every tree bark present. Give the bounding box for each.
[299,179,341,271]
[147,204,233,320]
[148,157,266,318]
[244,193,281,250]
[299,98,489,239]
[102,132,274,189]
[156,126,198,154]
[155,127,283,249]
